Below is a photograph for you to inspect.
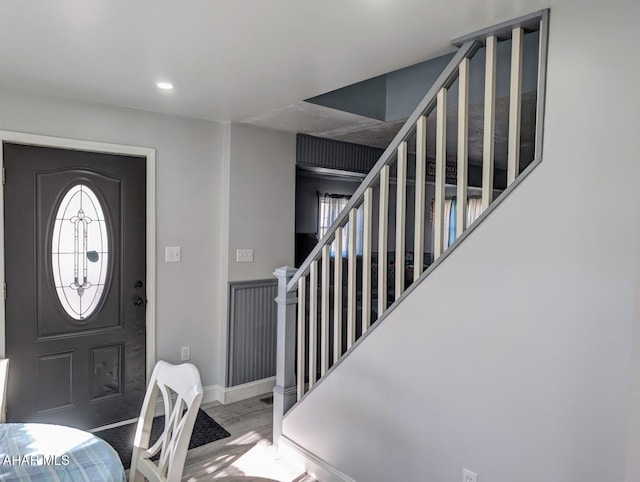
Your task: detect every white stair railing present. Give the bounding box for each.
[273,9,550,447]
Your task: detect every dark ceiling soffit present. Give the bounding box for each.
[296,134,383,174]
[451,9,549,47]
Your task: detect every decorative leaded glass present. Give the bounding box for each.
[51,184,109,320]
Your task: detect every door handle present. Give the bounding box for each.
[134,297,145,307]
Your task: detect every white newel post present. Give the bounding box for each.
[273,266,298,448]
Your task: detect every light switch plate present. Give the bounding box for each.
[236,248,254,263]
[180,346,191,361]
[165,246,181,263]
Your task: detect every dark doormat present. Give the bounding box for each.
[95,409,231,469]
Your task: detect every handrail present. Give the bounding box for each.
[287,39,481,292]
[451,9,548,46]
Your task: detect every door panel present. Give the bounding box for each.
[4,143,146,429]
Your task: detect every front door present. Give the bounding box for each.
[3,142,147,429]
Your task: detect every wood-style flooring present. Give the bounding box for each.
[182,395,315,482]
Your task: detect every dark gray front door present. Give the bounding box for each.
[3,143,147,429]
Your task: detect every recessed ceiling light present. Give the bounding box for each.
[156,82,174,90]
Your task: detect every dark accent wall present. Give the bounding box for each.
[306,31,540,123]
[307,75,387,121]
[386,31,539,120]
[296,134,504,190]
[297,134,379,174]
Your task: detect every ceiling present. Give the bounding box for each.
[246,92,537,170]
[0,0,556,125]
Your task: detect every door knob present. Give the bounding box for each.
[134,280,143,289]
[134,297,145,307]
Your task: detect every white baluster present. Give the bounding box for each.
[482,35,497,210]
[296,277,306,400]
[535,12,550,160]
[308,260,317,388]
[333,227,343,362]
[434,88,447,259]
[457,58,469,237]
[395,142,407,300]
[362,188,373,332]
[508,27,523,186]
[347,208,357,349]
[414,117,427,281]
[320,245,330,376]
[377,165,390,317]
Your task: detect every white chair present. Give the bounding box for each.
[0,359,9,423]
[129,361,203,482]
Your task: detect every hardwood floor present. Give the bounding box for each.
[182,396,315,482]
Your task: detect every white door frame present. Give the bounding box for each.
[0,130,156,381]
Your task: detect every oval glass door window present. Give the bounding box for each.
[51,184,109,320]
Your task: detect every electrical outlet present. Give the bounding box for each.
[180,346,191,361]
[463,469,477,482]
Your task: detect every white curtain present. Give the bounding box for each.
[467,197,483,226]
[318,195,363,256]
[318,195,347,241]
[443,198,453,248]
[439,196,484,249]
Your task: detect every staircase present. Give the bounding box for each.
[273,7,549,466]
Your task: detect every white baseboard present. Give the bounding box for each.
[201,376,276,406]
[149,376,274,414]
[201,384,225,405]
[279,435,356,482]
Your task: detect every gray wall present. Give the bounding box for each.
[283,1,640,481]
[0,87,227,389]
[219,122,296,385]
[225,123,296,283]
[0,91,297,392]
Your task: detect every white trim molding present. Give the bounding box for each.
[0,130,157,382]
[279,435,356,482]
[219,376,275,405]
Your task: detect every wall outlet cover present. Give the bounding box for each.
[463,469,477,482]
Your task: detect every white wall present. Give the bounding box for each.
[282,1,640,481]
[214,122,296,385]
[0,87,227,388]
[226,123,296,282]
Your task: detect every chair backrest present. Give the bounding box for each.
[129,361,203,482]
[0,359,9,423]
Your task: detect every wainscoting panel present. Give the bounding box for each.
[227,279,278,387]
